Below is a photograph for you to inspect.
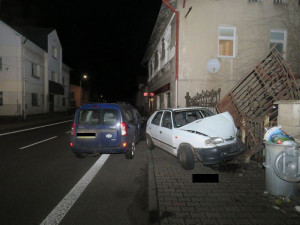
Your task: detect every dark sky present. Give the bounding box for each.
[0,0,162,104]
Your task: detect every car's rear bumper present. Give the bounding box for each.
[70,146,128,154]
[195,141,243,165]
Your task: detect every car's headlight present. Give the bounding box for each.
[211,137,224,144]
[205,137,224,146]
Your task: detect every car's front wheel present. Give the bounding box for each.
[125,139,135,159]
[146,134,154,150]
[178,144,195,170]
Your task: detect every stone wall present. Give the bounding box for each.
[276,100,300,143]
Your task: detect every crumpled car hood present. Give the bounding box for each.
[180,112,237,139]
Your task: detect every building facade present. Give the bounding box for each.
[0,20,70,118]
[141,0,300,113]
[69,84,90,108]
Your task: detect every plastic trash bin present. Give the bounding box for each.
[263,141,300,198]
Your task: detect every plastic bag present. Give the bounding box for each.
[264,126,296,145]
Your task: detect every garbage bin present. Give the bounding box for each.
[264,141,300,198]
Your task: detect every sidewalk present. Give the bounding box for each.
[0,112,74,133]
[148,147,300,225]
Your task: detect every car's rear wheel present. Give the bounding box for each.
[178,144,195,170]
[125,139,135,159]
[146,134,154,150]
[75,153,84,158]
[92,152,100,157]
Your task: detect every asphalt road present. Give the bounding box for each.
[0,121,148,225]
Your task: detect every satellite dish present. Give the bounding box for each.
[207,58,220,73]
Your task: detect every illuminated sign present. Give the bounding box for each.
[144,92,154,97]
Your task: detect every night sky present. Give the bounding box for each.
[0,0,162,104]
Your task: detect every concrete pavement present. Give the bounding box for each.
[147,147,300,225]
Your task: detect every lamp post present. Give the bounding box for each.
[80,74,88,105]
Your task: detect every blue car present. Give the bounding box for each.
[70,103,143,159]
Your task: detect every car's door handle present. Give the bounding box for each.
[160,131,162,134]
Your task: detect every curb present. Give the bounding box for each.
[148,149,159,225]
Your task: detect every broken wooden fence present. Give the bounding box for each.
[217,48,300,161]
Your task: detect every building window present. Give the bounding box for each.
[161,38,166,60]
[248,0,262,2]
[31,63,40,78]
[0,57,2,71]
[0,92,3,106]
[273,0,288,4]
[154,51,159,69]
[52,47,58,58]
[270,30,287,58]
[32,93,39,106]
[62,97,65,106]
[149,65,152,79]
[218,27,236,58]
[69,92,75,99]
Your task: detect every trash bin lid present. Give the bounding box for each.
[273,147,300,182]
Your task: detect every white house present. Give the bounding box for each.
[0,20,70,118]
[141,0,300,113]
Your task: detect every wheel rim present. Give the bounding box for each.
[131,142,135,156]
[146,136,150,146]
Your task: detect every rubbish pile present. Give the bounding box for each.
[264,126,297,145]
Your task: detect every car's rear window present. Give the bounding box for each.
[103,108,118,126]
[78,108,118,125]
[79,110,100,125]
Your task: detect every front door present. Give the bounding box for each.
[159,111,175,155]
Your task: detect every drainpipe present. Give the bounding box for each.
[162,0,179,108]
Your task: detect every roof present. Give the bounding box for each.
[79,103,134,109]
[0,19,56,51]
[14,26,55,51]
[141,2,175,66]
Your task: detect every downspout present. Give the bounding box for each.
[162,0,179,108]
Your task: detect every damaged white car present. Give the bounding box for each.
[146,107,243,170]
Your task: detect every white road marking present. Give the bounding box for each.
[19,136,58,149]
[0,120,73,137]
[65,131,71,133]
[40,154,110,225]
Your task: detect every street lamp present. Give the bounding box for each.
[80,74,88,105]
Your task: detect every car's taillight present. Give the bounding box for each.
[71,123,76,136]
[121,122,128,136]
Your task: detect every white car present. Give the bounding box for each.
[146,107,243,170]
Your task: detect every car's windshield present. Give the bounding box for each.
[173,109,214,128]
